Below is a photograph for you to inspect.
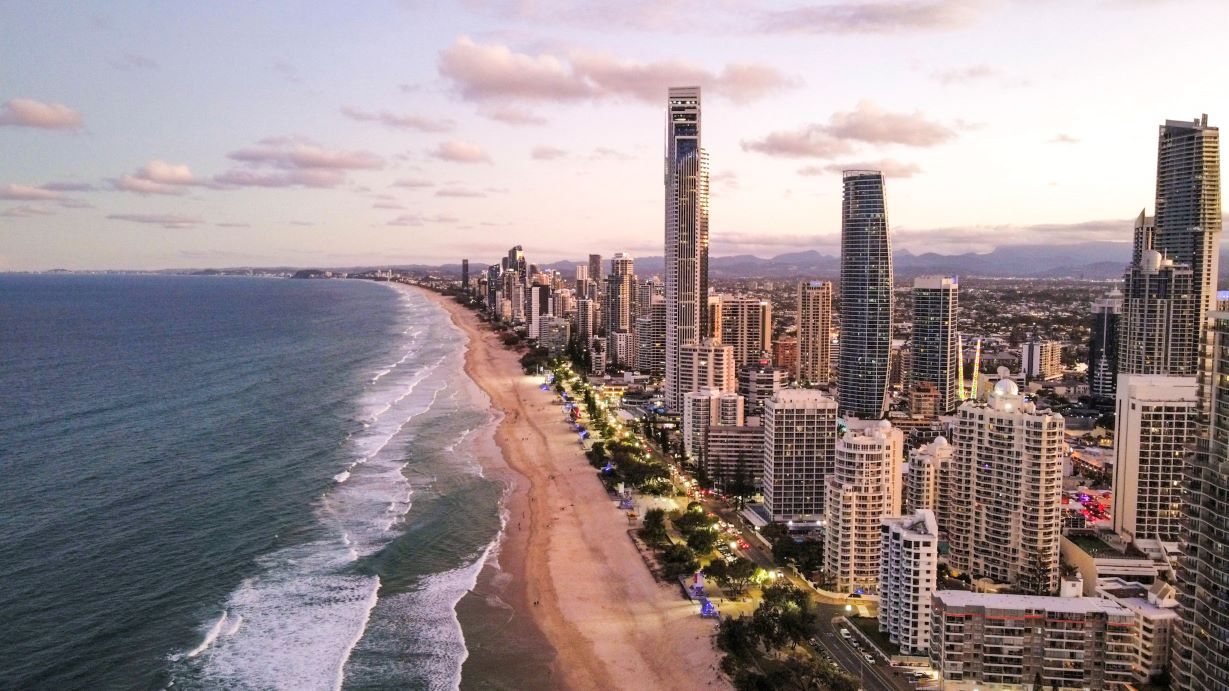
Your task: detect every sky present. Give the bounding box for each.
[2,0,1228,271]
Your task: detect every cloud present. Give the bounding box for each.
[0,184,63,200]
[798,159,922,178]
[107,213,202,228]
[373,201,405,209]
[340,106,454,133]
[40,181,97,192]
[388,213,459,226]
[113,160,216,195]
[531,145,567,160]
[216,137,384,188]
[743,101,955,158]
[435,187,487,197]
[756,0,985,34]
[215,222,250,228]
[0,98,84,129]
[1049,133,1079,144]
[112,52,158,70]
[392,177,435,188]
[591,147,633,160]
[289,221,315,227]
[481,105,547,126]
[826,102,955,145]
[742,127,856,158]
[1,204,56,217]
[430,139,492,164]
[438,36,796,104]
[931,64,996,85]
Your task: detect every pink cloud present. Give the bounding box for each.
[0,184,63,200]
[112,160,216,195]
[481,105,547,126]
[430,140,492,164]
[435,187,487,198]
[531,145,567,160]
[438,36,796,104]
[756,0,984,35]
[798,159,923,178]
[392,177,435,188]
[743,101,955,158]
[340,106,454,133]
[216,137,384,188]
[388,213,459,227]
[0,98,84,129]
[107,213,203,228]
[1,204,56,217]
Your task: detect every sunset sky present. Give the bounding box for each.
[3,0,1228,270]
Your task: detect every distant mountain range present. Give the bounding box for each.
[541,241,1142,280]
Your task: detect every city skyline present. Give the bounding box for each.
[5,1,1229,271]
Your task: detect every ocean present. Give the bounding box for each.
[0,274,511,689]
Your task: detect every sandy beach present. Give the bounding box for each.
[424,288,728,690]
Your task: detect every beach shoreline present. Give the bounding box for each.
[420,287,729,691]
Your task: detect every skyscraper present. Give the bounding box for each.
[461,259,469,292]
[948,377,1064,595]
[1173,309,1229,691]
[1153,115,1221,359]
[838,171,893,420]
[677,340,735,397]
[824,421,903,593]
[635,296,667,377]
[1089,287,1123,400]
[796,280,833,386]
[910,276,959,413]
[663,86,709,411]
[1112,374,1196,544]
[714,294,771,367]
[605,253,635,368]
[761,389,839,524]
[1120,249,1198,376]
[588,254,604,290]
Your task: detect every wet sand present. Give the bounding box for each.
[426,289,728,690]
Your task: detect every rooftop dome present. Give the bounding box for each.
[993,378,1019,397]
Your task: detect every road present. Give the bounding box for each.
[812,606,916,691]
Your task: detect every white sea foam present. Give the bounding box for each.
[333,470,350,484]
[184,611,227,659]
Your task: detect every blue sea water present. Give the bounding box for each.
[0,274,506,689]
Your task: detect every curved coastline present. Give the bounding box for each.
[418,287,728,691]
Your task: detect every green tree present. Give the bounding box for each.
[640,508,668,545]
[687,528,719,554]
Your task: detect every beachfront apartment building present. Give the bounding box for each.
[797,280,833,386]
[904,435,950,517]
[930,591,1137,690]
[824,421,903,593]
[704,425,764,491]
[1112,373,1197,544]
[879,510,939,655]
[682,388,743,462]
[761,389,839,525]
[947,377,1064,594]
[677,340,736,397]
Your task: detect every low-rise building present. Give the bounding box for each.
[930,591,1137,690]
[1096,577,1179,685]
[704,424,763,491]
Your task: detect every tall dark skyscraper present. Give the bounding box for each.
[461,259,469,292]
[1088,287,1122,400]
[1153,115,1221,369]
[837,170,893,420]
[588,254,603,288]
[910,276,959,413]
[663,86,710,410]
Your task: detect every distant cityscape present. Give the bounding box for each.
[395,89,1223,691]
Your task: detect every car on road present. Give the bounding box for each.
[839,628,851,638]
[863,653,875,664]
